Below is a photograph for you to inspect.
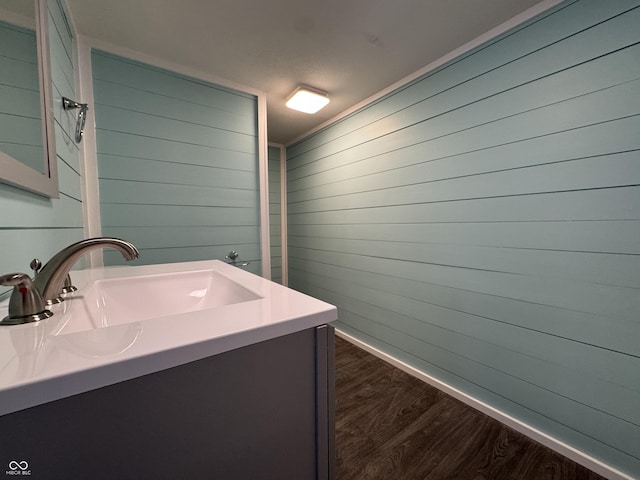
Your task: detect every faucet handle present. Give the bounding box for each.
[0,273,53,326]
[30,258,42,275]
[61,274,78,294]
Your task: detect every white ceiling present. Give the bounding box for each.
[66,0,545,145]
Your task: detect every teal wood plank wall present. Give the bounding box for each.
[286,0,640,476]
[91,51,262,275]
[0,0,83,299]
[269,145,282,283]
[0,20,43,171]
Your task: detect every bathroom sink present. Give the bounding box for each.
[55,268,262,335]
[0,259,337,417]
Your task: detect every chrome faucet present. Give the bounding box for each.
[33,237,139,304]
[1,237,139,325]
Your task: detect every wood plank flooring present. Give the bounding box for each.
[335,335,606,480]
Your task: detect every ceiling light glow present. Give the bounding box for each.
[285,86,330,114]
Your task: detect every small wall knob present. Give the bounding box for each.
[225,251,249,267]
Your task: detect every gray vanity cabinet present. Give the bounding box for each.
[0,325,335,480]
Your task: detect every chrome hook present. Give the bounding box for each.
[62,97,89,143]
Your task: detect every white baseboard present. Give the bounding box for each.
[335,329,634,480]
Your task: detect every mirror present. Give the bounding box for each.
[0,0,58,197]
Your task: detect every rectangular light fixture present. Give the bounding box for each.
[285,86,330,114]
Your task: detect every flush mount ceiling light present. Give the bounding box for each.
[285,86,330,114]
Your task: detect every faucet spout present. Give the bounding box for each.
[33,237,139,304]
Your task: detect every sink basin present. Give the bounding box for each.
[0,259,337,417]
[55,269,262,335]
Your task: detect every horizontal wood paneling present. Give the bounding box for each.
[91,51,256,118]
[286,0,640,477]
[95,130,256,171]
[288,114,640,198]
[100,204,258,228]
[0,23,35,54]
[94,104,256,154]
[92,50,260,267]
[0,111,46,147]
[288,81,640,185]
[48,2,74,100]
[289,235,640,290]
[289,151,640,214]
[98,179,258,208]
[268,146,282,283]
[0,143,42,171]
[287,220,640,255]
[1,1,83,299]
[0,55,40,92]
[289,264,640,404]
[0,226,85,266]
[287,0,640,160]
[289,187,640,225]
[97,154,256,188]
[92,78,255,136]
[289,255,639,357]
[0,166,83,228]
[103,226,260,249]
[0,83,40,117]
[54,121,80,174]
[0,21,43,171]
[102,225,263,274]
[48,0,72,66]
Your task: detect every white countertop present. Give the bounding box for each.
[0,260,337,416]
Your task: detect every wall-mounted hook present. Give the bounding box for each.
[62,97,89,143]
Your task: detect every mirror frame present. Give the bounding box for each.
[0,0,58,198]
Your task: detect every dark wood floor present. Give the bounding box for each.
[335,336,606,480]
